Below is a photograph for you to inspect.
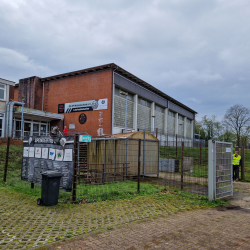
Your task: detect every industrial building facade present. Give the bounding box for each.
[9,63,196,138]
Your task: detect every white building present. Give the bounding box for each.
[0,78,15,138]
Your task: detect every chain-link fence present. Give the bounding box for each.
[73,135,160,202]
[1,131,210,203]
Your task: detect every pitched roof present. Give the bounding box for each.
[40,63,197,114]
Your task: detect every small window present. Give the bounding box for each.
[127,93,133,101]
[0,84,5,100]
[141,99,146,106]
[187,119,192,124]
[115,88,120,96]
[147,101,151,108]
[178,115,184,121]
[115,87,134,101]
[168,110,175,117]
[155,105,164,113]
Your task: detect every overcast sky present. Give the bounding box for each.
[1,0,250,121]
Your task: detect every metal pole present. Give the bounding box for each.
[125,95,127,133]
[20,98,25,140]
[200,141,202,165]
[208,140,215,201]
[176,134,178,158]
[235,146,239,180]
[72,134,78,203]
[138,139,141,193]
[181,141,184,190]
[241,146,245,181]
[143,130,145,176]
[3,137,10,182]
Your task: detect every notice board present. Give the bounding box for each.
[21,136,75,192]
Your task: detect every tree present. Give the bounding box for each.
[200,115,222,140]
[223,104,250,146]
[195,120,206,139]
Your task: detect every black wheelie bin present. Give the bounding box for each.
[37,171,63,206]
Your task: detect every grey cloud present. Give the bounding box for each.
[0,0,250,121]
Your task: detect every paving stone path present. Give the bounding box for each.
[0,188,209,249]
[40,207,250,250]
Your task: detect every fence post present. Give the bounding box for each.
[241,146,245,181]
[200,141,202,165]
[3,137,10,182]
[235,146,239,180]
[138,139,141,193]
[102,164,105,184]
[176,134,178,158]
[181,141,184,190]
[72,134,78,203]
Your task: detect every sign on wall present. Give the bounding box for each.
[79,135,91,142]
[58,98,108,113]
[21,136,75,192]
[79,113,87,124]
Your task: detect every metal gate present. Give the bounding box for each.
[208,140,233,201]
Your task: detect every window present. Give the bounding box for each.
[141,99,146,106]
[139,97,151,108]
[0,84,5,100]
[178,115,184,121]
[115,87,134,101]
[187,119,192,124]
[155,105,164,113]
[168,110,175,117]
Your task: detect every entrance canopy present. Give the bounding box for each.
[14,107,64,121]
[12,107,64,138]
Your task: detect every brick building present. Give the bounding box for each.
[9,63,196,139]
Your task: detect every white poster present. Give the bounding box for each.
[63,149,73,162]
[226,148,232,153]
[29,147,35,158]
[42,148,48,159]
[49,148,56,160]
[64,98,108,113]
[23,147,29,157]
[55,149,64,161]
[35,147,41,158]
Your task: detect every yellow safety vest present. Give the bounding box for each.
[233,154,241,166]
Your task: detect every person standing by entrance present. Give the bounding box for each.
[63,126,68,135]
[52,125,59,136]
[233,151,241,181]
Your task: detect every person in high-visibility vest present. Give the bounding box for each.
[232,151,241,181]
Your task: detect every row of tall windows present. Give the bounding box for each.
[114,87,192,135]
[13,118,50,138]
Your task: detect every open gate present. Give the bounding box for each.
[208,140,233,201]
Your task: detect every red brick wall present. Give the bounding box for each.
[9,85,14,101]
[44,69,113,136]
[13,85,19,102]
[17,76,43,109]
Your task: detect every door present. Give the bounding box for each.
[33,123,39,136]
[24,122,31,137]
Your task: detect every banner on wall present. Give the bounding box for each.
[58,98,108,113]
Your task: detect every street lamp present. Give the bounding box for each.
[119,91,128,133]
